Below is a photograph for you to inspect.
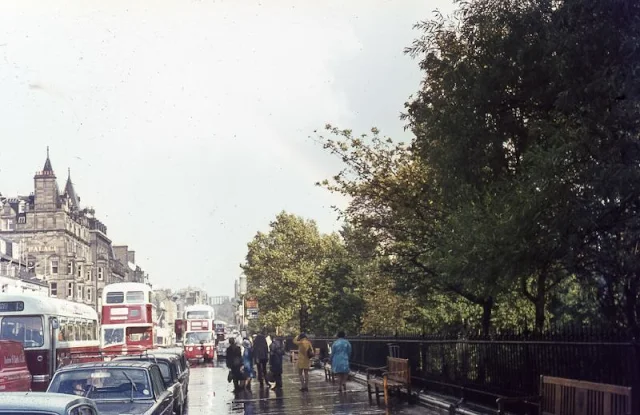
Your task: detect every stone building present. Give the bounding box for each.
[0,150,128,309]
[112,245,149,284]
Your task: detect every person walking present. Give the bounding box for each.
[226,337,243,392]
[331,331,352,392]
[269,334,285,390]
[242,338,256,389]
[253,329,270,388]
[293,332,313,392]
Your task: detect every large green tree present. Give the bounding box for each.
[241,212,331,333]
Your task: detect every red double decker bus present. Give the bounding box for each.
[181,304,215,362]
[0,294,100,391]
[100,282,156,354]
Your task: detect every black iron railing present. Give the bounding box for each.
[284,328,639,412]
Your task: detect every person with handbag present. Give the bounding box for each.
[268,334,285,390]
[293,332,314,392]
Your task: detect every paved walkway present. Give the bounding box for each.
[186,357,434,414]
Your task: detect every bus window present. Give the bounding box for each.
[186,310,211,319]
[125,291,145,304]
[106,292,125,304]
[103,328,124,345]
[0,316,44,348]
[59,319,68,341]
[88,321,96,341]
[126,327,151,343]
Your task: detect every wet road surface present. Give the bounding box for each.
[185,358,434,414]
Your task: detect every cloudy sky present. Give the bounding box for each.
[0,0,456,297]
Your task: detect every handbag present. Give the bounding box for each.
[227,370,233,383]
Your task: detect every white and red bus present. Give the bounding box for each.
[100,282,156,354]
[0,294,99,391]
[182,304,215,362]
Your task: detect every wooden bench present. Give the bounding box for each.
[366,357,411,407]
[497,375,632,415]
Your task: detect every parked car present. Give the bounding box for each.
[147,348,190,398]
[0,391,99,414]
[47,361,174,415]
[0,340,32,392]
[113,353,186,415]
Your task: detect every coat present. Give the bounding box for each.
[269,338,285,374]
[253,334,269,361]
[330,338,352,374]
[293,336,313,369]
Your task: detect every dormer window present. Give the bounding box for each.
[18,201,26,213]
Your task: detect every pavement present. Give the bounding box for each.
[185,358,436,414]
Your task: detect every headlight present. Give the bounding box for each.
[188,347,193,351]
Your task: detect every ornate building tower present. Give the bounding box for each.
[34,147,59,212]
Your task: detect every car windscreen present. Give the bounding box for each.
[49,368,152,401]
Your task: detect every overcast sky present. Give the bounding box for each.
[0,0,456,297]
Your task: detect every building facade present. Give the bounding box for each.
[0,151,147,310]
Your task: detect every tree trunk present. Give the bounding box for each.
[534,272,547,334]
[481,296,494,336]
[624,276,639,338]
[299,303,309,333]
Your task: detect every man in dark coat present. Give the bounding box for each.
[269,335,285,390]
[252,329,270,387]
[226,337,243,391]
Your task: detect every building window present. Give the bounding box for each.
[77,264,82,278]
[86,287,92,302]
[67,282,73,297]
[50,282,58,297]
[18,216,26,224]
[18,202,26,213]
[86,268,92,281]
[98,267,104,280]
[5,219,14,231]
[51,260,59,274]
[77,285,82,300]
[67,262,73,275]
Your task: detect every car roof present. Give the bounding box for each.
[0,392,95,411]
[114,354,178,363]
[56,361,156,372]
[147,347,184,356]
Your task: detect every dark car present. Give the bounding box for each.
[147,348,190,399]
[0,391,99,414]
[47,361,174,415]
[113,353,186,415]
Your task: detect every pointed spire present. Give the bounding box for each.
[64,168,79,208]
[43,146,53,173]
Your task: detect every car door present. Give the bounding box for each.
[170,360,186,406]
[149,366,173,415]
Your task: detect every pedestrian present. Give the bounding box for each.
[269,334,285,391]
[252,329,270,388]
[293,332,313,392]
[226,337,243,392]
[331,331,352,392]
[242,338,256,389]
